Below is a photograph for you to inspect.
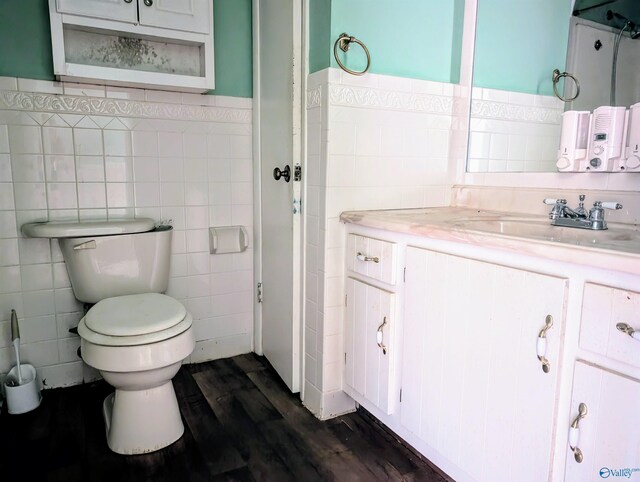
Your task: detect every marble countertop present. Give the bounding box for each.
[340,207,640,276]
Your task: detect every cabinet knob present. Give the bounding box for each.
[569,402,588,463]
[143,0,153,5]
[536,315,553,373]
[123,0,133,3]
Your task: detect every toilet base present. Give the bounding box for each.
[103,381,184,455]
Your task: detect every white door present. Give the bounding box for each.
[255,0,302,392]
[565,362,640,482]
[56,0,137,23]
[138,0,211,34]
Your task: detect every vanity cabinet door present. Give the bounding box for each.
[344,277,397,414]
[565,362,640,482]
[138,0,211,34]
[400,247,567,482]
[56,0,138,24]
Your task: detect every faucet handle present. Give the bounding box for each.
[597,201,623,210]
[543,198,567,205]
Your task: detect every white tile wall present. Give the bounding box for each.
[304,68,455,417]
[0,77,254,388]
[467,87,563,173]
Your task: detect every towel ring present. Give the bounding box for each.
[552,69,580,102]
[333,33,371,76]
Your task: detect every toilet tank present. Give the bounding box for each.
[59,226,173,303]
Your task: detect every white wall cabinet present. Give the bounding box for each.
[344,277,397,415]
[565,362,640,482]
[401,247,566,482]
[49,0,214,92]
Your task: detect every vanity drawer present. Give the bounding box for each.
[580,283,640,369]
[347,234,397,285]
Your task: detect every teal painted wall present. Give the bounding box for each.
[473,0,572,95]
[210,0,252,97]
[310,0,465,84]
[0,0,253,98]
[0,0,53,82]
[309,0,332,74]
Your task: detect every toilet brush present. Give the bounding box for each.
[11,309,22,385]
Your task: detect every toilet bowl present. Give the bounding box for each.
[78,293,195,455]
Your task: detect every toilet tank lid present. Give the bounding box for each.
[21,218,156,238]
[85,293,187,336]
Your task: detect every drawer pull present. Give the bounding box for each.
[376,317,388,355]
[536,315,553,373]
[569,402,588,463]
[616,322,640,341]
[357,252,379,263]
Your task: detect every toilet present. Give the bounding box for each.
[22,219,195,455]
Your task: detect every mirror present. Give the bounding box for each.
[467,0,640,173]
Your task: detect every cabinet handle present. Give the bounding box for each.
[569,402,588,463]
[376,317,388,355]
[616,322,640,341]
[143,0,153,5]
[357,252,379,263]
[536,315,553,373]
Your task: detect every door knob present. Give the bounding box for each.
[273,165,291,183]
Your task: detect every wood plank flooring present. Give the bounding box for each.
[0,354,452,481]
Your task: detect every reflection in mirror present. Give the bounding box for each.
[569,0,640,110]
[467,0,640,173]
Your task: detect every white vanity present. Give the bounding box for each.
[340,206,640,482]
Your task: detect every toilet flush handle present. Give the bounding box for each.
[73,240,97,250]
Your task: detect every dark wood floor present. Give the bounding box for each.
[0,354,451,481]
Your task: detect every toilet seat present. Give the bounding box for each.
[78,293,192,347]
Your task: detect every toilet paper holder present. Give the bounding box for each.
[209,226,249,254]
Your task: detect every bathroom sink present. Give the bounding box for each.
[449,217,640,253]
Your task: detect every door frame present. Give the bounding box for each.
[252,0,307,396]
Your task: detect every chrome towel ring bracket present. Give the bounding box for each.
[553,69,580,102]
[334,33,371,76]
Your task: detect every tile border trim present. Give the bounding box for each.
[327,84,460,115]
[471,99,562,124]
[0,90,251,123]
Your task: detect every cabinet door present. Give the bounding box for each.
[56,0,138,24]
[138,0,211,34]
[400,247,567,482]
[345,278,396,414]
[565,362,640,482]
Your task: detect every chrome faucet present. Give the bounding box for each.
[543,195,622,230]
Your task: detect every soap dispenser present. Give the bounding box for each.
[557,110,590,172]
[616,102,640,172]
[586,105,626,172]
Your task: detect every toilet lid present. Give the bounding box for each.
[85,293,187,336]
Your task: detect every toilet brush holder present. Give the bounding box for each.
[4,364,41,414]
